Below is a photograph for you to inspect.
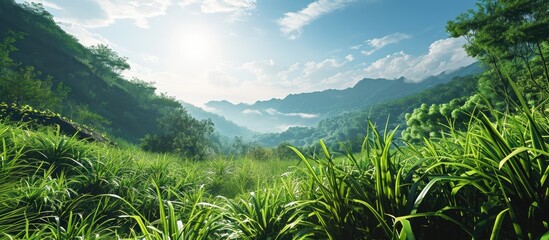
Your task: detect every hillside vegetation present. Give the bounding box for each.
[256,73,481,148]
[0,0,197,143]
[0,90,547,239]
[0,0,548,239]
[0,0,221,159]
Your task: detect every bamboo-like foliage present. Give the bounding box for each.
[122,181,223,240]
[283,123,417,239]
[221,187,292,240]
[420,78,549,239]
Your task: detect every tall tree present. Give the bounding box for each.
[447,0,549,109]
[141,106,214,160]
[87,44,130,76]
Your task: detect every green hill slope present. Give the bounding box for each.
[255,73,481,147]
[0,1,184,142]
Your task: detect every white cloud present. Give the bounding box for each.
[179,0,256,20]
[289,112,319,119]
[345,54,354,62]
[242,109,262,115]
[95,0,171,28]
[361,32,411,55]
[303,58,344,77]
[201,0,255,13]
[364,37,476,81]
[265,108,278,115]
[265,108,319,119]
[50,0,171,28]
[277,0,354,40]
[206,68,240,87]
[274,56,359,91]
[179,0,195,6]
[240,59,276,81]
[277,62,301,83]
[123,61,180,86]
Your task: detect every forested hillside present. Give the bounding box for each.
[0,1,223,159]
[0,0,221,160]
[256,73,481,148]
[0,1,177,142]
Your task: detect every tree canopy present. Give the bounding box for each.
[400,0,549,143]
[88,44,130,76]
[447,0,549,109]
[141,107,215,160]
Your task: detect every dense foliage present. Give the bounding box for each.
[141,107,214,160]
[0,0,199,143]
[400,0,549,144]
[0,0,221,158]
[257,74,480,149]
[0,0,548,239]
[447,0,549,110]
[0,94,547,238]
[87,43,131,76]
[0,122,294,238]
[0,30,69,111]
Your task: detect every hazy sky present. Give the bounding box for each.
[18,0,478,106]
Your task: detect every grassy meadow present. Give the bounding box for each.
[0,121,298,239]
[1,96,548,239]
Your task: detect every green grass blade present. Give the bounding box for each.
[490,208,509,240]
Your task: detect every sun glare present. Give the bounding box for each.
[174,25,218,65]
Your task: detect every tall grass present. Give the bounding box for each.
[0,122,297,238]
[220,186,293,239]
[0,75,547,238]
[282,121,470,239]
[415,81,549,239]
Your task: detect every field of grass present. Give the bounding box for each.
[1,1,548,238]
[1,98,548,239]
[0,123,298,239]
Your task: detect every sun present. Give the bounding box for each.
[175,25,218,65]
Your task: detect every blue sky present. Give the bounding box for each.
[18,0,478,106]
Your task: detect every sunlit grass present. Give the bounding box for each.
[0,122,300,238]
[0,79,548,239]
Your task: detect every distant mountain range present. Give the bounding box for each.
[180,102,255,139]
[200,63,481,133]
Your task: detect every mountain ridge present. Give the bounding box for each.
[180,101,256,139]
[205,63,482,133]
